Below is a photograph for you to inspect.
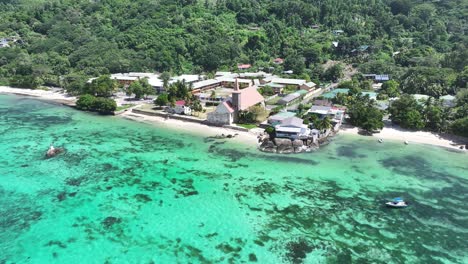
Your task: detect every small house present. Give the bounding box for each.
[171,100,192,115]
[237,64,252,70]
[207,101,235,125]
[273,58,284,64]
[300,82,317,91]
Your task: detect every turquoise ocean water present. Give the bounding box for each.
[1,94,467,263]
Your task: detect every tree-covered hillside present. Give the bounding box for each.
[0,0,466,91]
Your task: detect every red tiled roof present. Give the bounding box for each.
[237,64,251,69]
[175,100,186,106]
[274,58,284,63]
[223,101,235,113]
[234,86,264,111]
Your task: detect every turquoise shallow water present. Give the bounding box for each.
[1,94,467,264]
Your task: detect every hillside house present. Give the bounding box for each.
[273,58,284,64]
[237,64,252,70]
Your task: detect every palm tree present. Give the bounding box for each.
[317,117,332,132]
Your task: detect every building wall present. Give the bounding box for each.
[207,112,233,125]
[207,103,234,125]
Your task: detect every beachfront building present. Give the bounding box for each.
[207,79,265,125]
[268,111,297,125]
[206,101,235,125]
[307,105,345,131]
[168,100,192,115]
[275,117,310,140]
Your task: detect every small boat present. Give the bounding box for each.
[386,197,408,208]
[378,138,383,143]
[404,141,409,145]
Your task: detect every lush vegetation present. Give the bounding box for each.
[347,94,384,133]
[238,105,269,124]
[0,0,466,92]
[126,78,154,99]
[389,90,468,137]
[76,94,117,114]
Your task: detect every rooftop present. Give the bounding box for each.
[234,86,264,111]
[322,88,350,99]
[268,111,296,122]
[440,95,455,100]
[271,78,306,86]
[192,79,222,89]
[278,92,301,105]
[238,64,252,69]
[279,116,304,128]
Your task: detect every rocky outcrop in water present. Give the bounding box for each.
[259,136,319,154]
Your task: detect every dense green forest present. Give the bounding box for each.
[0,0,466,91]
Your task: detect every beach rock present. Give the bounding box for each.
[260,140,275,149]
[294,147,303,153]
[278,145,294,154]
[274,138,292,147]
[292,140,303,147]
[262,147,277,153]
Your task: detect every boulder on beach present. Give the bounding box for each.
[274,138,292,147]
[292,139,303,147]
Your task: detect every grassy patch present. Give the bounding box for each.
[116,104,135,111]
[237,123,258,129]
[266,96,281,105]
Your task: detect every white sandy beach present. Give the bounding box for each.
[1,86,466,151]
[340,126,467,151]
[0,86,77,102]
[119,110,260,145]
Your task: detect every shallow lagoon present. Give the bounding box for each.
[1,94,467,263]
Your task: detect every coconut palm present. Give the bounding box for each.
[316,116,332,131]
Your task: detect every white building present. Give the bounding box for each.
[170,100,192,115]
[275,117,310,140]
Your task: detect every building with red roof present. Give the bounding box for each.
[207,78,265,125]
[273,58,284,64]
[237,64,252,70]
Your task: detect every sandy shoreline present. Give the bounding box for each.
[340,126,467,151]
[1,86,466,152]
[0,86,77,104]
[119,110,260,146]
